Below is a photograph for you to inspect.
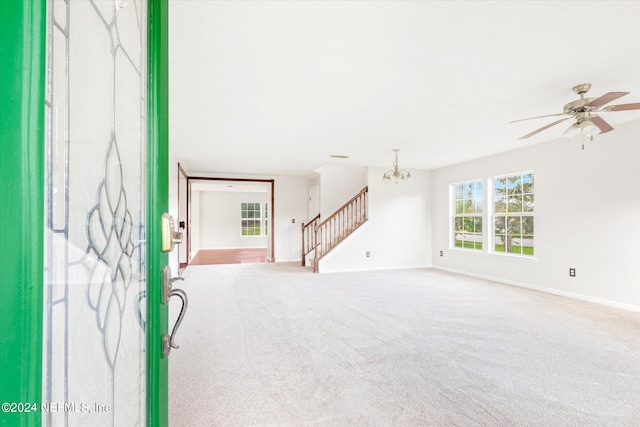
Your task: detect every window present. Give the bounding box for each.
[452,180,483,250]
[493,172,534,256]
[241,202,262,236]
[264,203,268,236]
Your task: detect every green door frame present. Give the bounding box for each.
[0,1,170,426]
[147,0,170,426]
[0,0,46,426]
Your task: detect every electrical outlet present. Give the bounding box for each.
[440,250,443,257]
[569,268,576,277]
[366,251,370,257]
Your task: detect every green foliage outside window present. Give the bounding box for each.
[241,202,262,236]
[493,173,534,255]
[453,180,482,250]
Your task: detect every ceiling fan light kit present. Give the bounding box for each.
[511,83,640,142]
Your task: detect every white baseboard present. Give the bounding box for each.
[432,266,640,313]
[319,263,430,274]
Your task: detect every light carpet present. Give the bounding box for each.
[168,263,640,426]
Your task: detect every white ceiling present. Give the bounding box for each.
[169,0,640,177]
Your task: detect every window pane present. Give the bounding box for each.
[507,175,521,194]
[474,181,483,198]
[455,217,464,232]
[456,200,463,214]
[523,216,534,235]
[474,217,482,233]
[464,182,474,198]
[464,216,475,232]
[474,198,483,213]
[523,194,534,212]
[464,200,474,213]
[509,242,522,254]
[495,196,506,213]
[507,195,523,213]
[495,177,505,196]
[506,216,522,235]
[494,235,505,252]
[494,216,505,234]
[523,173,534,193]
[454,184,463,200]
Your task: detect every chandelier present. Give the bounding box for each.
[382,149,412,184]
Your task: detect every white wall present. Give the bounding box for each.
[320,167,431,272]
[191,189,200,255]
[198,191,268,249]
[430,120,640,311]
[317,165,367,219]
[274,175,309,262]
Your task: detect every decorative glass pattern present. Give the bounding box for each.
[44,0,148,425]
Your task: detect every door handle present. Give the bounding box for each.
[161,265,188,358]
[162,288,188,358]
[162,265,184,304]
[162,213,183,252]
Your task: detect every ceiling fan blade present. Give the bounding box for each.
[601,102,640,112]
[510,112,566,123]
[590,116,614,134]
[586,91,629,108]
[518,117,571,140]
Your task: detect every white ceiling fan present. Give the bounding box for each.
[511,83,640,140]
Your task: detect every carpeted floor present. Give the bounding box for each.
[168,263,640,426]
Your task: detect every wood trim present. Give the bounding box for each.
[316,186,368,229]
[301,213,321,266]
[177,162,189,267]
[186,176,275,262]
[313,186,369,272]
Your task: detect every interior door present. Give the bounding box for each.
[45,0,173,425]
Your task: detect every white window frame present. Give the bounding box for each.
[241,202,262,236]
[490,171,534,257]
[451,179,483,251]
[263,202,269,236]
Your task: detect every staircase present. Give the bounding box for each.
[301,186,368,272]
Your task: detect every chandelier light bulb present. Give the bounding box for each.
[382,149,411,184]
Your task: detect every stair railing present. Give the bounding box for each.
[313,186,368,272]
[300,213,321,266]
